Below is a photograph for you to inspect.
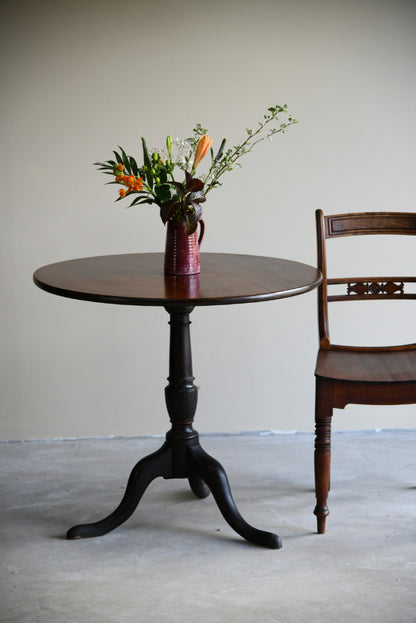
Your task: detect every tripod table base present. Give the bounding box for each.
[66,429,281,549]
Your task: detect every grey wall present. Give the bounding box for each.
[2,0,415,440]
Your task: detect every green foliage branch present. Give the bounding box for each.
[95,104,297,235]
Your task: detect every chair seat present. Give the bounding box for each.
[315,347,416,384]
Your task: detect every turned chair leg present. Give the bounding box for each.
[313,382,333,534]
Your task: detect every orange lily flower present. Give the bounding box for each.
[192,134,213,170]
[132,178,143,191]
[117,175,143,198]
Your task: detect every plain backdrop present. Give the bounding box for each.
[1,0,415,440]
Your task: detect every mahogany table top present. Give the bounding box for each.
[33,252,322,307]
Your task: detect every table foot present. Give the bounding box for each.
[188,475,210,499]
[189,445,282,549]
[66,443,171,539]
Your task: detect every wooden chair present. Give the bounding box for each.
[314,210,416,534]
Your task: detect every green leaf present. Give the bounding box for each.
[96,160,117,167]
[141,137,151,168]
[155,183,171,203]
[118,146,131,172]
[141,137,153,188]
[129,197,154,206]
[159,168,168,185]
[129,156,138,177]
[113,150,123,164]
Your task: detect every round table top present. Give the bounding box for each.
[33,253,322,307]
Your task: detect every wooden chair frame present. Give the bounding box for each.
[314,210,416,533]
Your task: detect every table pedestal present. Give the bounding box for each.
[67,307,281,549]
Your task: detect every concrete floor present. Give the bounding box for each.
[1,430,415,623]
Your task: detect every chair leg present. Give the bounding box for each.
[313,381,333,534]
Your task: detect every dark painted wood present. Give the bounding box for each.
[35,252,321,548]
[67,306,281,548]
[314,210,416,535]
[33,252,322,307]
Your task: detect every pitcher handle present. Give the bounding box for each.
[198,219,205,248]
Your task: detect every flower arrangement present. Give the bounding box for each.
[95,105,297,235]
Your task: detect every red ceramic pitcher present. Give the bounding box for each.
[164,219,205,275]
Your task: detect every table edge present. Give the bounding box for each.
[33,276,322,306]
[33,252,322,307]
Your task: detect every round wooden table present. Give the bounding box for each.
[34,253,322,549]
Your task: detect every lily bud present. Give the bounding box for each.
[192,134,213,170]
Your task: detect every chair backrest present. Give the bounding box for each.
[316,210,416,349]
